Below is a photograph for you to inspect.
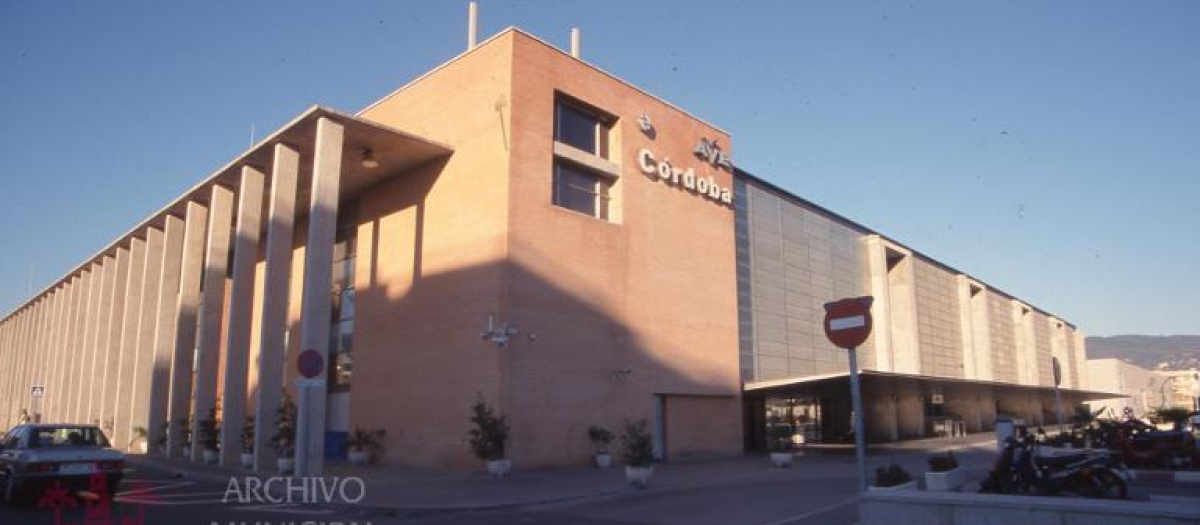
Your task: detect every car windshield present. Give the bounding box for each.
[28,427,111,448]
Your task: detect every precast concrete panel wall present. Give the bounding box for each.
[736,180,866,382]
[1033,312,1054,387]
[987,289,1018,383]
[913,258,963,378]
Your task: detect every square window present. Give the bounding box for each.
[555,99,610,158]
[553,161,610,219]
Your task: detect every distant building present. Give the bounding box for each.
[1086,359,1199,417]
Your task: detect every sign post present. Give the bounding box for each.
[823,296,874,493]
[1052,357,1064,435]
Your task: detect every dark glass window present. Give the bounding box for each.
[553,161,610,219]
[556,103,598,154]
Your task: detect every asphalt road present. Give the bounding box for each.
[2,448,1195,525]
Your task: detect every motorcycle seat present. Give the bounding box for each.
[1035,453,1088,468]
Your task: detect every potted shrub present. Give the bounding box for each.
[347,426,387,466]
[869,465,916,491]
[621,419,656,488]
[239,416,255,469]
[271,392,297,474]
[588,425,614,468]
[129,426,149,454]
[155,422,169,455]
[924,451,965,491]
[196,406,220,464]
[468,395,511,476]
[178,417,193,458]
[767,415,794,468]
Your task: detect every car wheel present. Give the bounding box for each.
[1,470,17,505]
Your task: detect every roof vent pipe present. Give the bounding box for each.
[468,2,479,49]
[570,27,580,58]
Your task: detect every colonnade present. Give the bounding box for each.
[0,116,345,476]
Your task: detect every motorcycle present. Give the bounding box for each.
[980,435,1127,499]
[1114,417,1200,470]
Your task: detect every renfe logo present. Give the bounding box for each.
[637,148,733,205]
[694,138,734,171]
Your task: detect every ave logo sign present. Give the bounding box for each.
[822,296,874,349]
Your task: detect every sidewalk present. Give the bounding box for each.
[124,433,1002,512]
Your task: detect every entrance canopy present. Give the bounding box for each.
[746,370,1121,401]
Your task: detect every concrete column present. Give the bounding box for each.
[74,263,104,423]
[191,185,234,462]
[89,257,120,426]
[55,277,82,421]
[111,238,146,449]
[43,286,66,421]
[219,166,265,467]
[48,277,78,421]
[15,303,39,421]
[67,269,93,423]
[127,227,164,452]
[167,202,209,458]
[254,144,299,472]
[865,236,894,372]
[295,117,344,477]
[7,310,29,424]
[97,249,131,432]
[147,215,185,454]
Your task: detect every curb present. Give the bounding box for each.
[1127,470,1200,483]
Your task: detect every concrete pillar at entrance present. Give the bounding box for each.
[147,215,186,454]
[127,227,164,452]
[167,202,209,458]
[191,185,234,462]
[65,270,91,422]
[76,261,108,424]
[295,117,344,477]
[219,166,265,467]
[112,237,147,450]
[865,236,895,373]
[109,241,143,448]
[253,144,299,473]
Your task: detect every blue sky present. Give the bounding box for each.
[1,1,1196,336]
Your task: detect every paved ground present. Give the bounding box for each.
[3,434,1196,525]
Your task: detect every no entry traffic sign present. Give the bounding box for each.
[823,296,874,349]
[297,349,325,379]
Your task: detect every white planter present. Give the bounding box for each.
[625,465,655,488]
[277,457,294,474]
[202,449,218,465]
[595,453,612,468]
[770,452,794,468]
[924,467,966,492]
[348,450,369,466]
[486,459,512,477]
[240,453,254,469]
[868,480,918,491]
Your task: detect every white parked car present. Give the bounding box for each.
[0,424,125,504]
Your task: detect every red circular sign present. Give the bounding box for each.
[297,349,325,379]
[823,296,875,349]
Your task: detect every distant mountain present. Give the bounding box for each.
[1086,335,1200,371]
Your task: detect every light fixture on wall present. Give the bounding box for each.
[360,148,380,169]
[637,114,654,135]
[480,313,518,346]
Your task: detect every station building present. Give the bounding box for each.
[0,26,1109,472]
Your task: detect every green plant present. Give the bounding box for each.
[156,421,169,448]
[928,451,959,472]
[767,415,794,453]
[177,417,192,446]
[271,391,297,458]
[468,395,509,461]
[240,416,255,454]
[620,419,655,467]
[1150,407,1195,428]
[347,426,387,454]
[588,425,613,453]
[129,426,148,449]
[196,406,220,451]
[874,465,912,487]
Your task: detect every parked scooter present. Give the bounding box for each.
[1115,417,1200,470]
[980,435,1127,498]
